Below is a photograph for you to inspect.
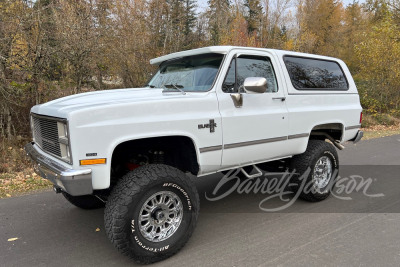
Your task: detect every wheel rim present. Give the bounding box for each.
[137,191,183,242]
[312,156,333,192]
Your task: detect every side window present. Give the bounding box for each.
[222,55,278,93]
[283,56,348,90]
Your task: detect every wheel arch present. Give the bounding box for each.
[309,122,345,142]
[109,135,200,183]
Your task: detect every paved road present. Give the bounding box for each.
[1,135,400,266]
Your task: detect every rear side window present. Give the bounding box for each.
[283,56,348,90]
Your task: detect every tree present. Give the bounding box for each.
[244,0,263,35]
[355,11,400,113]
[340,1,368,72]
[295,0,345,56]
[182,0,197,48]
[206,0,231,44]
[52,0,99,94]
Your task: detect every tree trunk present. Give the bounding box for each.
[6,105,12,140]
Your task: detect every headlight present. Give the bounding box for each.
[57,121,72,164]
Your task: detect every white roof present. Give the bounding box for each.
[150,46,342,66]
[150,46,234,65]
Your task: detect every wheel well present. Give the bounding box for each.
[110,136,199,186]
[310,123,343,141]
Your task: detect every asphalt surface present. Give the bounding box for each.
[1,135,400,266]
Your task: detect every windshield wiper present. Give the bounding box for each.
[162,84,186,95]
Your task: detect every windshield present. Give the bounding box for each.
[147,53,224,92]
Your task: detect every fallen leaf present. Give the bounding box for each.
[8,237,18,242]
[6,194,11,197]
[95,228,100,232]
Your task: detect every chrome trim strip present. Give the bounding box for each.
[288,133,310,139]
[224,136,288,150]
[199,145,223,153]
[200,133,310,153]
[345,125,361,130]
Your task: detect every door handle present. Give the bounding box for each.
[272,97,286,101]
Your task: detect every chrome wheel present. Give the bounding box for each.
[138,191,183,242]
[312,156,332,192]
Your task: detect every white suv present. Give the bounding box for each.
[25,46,363,263]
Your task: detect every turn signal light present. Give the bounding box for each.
[80,158,106,166]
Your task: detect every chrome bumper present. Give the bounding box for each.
[351,130,364,144]
[25,142,93,196]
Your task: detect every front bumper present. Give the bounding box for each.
[25,142,93,196]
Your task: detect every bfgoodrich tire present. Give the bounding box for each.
[290,140,339,202]
[104,164,199,264]
[62,192,105,209]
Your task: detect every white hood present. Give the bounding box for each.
[31,88,168,118]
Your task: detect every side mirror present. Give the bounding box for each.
[243,77,267,94]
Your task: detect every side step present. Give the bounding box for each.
[240,165,263,179]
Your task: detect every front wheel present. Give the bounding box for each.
[104,164,199,264]
[290,140,339,202]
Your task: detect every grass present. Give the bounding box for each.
[362,124,400,140]
[0,168,52,198]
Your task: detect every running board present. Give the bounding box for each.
[240,165,263,179]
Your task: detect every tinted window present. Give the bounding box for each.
[284,56,348,90]
[222,56,278,93]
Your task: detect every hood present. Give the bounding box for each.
[31,87,169,118]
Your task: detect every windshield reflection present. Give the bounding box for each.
[147,53,224,92]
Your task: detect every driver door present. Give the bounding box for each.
[217,50,289,168]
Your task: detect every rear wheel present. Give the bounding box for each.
[290,140,339,202]
[104,164,199,264]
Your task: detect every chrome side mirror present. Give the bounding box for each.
[244,77,267,94]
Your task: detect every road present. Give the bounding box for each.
[1,135,400,266]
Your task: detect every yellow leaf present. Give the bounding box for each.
[95,228,100,232]
[6,194,11,197]
[8,237,18,242]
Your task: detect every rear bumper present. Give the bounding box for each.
[24,142,93,196]
[350,130,364,144]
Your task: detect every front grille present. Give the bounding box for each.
[32,115,62,158]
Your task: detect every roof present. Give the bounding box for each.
[150,46,234,65]
[150,46,342,66]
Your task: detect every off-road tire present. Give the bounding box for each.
[62,192,105,209]
[104,164,199,264]
[290,140,339,202]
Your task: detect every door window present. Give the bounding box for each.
[222,55,278,93]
